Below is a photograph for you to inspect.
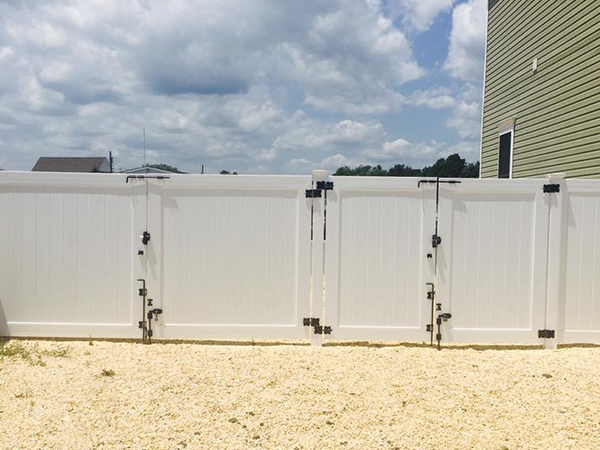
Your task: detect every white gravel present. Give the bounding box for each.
[1,339,600,449]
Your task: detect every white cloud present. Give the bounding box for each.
[446,83,482,140]
[361,138,447,162]
[409,87,456,109]
[388,0,456,31]
[444,0,487,81]
[273,117,385,153]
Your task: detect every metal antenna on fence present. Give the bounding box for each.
[143,127,146,167]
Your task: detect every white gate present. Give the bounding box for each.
[436,179,551,344]
[144,175,312,340]
[561,180,600,343]
[323,177,435,342]
[0,173,142,338]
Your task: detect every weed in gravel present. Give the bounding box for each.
[0,341,71,366]
[0,341,31,359]
[14,390,32,399]
[101,369,116,377]
[40,344,72,358]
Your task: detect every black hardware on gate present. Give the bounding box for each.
[305,189,322,198]
[146,308,163,342]
[303,317,331,334]
[306,181,335,198]
[125,175,171,183]
[137,279,149,344]
[314,325,332,335]
[418,178,461,255]
[141,231,151,245]
[426,283,436,345]
[543,184,560,193]
[316,181,334,190]
[436,312,452,350]
[303,317,320,327]
[538,329,555,339]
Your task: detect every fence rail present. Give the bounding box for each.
[0,171,598,348]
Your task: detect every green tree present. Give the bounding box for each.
[421,154,467,178]
[388,164,421,177]
[220,170,238,175]
[332,153,479,178]
[145,163,183,173]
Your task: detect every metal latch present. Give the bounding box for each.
[432,234,442,248]
[141,231,151,245]
[538,329,555,339]
[305,189,322,198]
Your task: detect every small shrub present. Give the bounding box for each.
[41,344,72,358]
[101,369,116,377]
[0,341,31,360]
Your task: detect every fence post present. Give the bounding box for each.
[545,173,567,350]
[310,170,327,347]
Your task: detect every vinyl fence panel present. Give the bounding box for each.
[145,175,312,340]
[323,177,435,342]
[0,173,142,338]
[561,180,600,343]
[436,179,551,344]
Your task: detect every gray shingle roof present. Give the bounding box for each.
[32,157,109,173]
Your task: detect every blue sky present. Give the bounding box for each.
[0,0,487,173]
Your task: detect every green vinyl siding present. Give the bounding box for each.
[481,0,600,179]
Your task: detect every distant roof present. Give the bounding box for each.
[32,157,110,173]
[121,166,186,174]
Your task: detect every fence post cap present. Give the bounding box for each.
[547,173,567,180]
[311,170,328,177]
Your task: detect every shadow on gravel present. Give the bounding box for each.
[3,336,599,351]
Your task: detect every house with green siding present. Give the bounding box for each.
[480,0,600,178]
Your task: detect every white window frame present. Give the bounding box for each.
[498,118,515,179]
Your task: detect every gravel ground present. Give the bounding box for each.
[1,339,600,450]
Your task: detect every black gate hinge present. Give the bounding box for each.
[538,329,555,339]
[316,181,334,190]
[543,184,560,193]
[303,317,320,327]
[141,231,151,245]
[314,325,332,335]
[305,189,322,198]
[432,234,442,248]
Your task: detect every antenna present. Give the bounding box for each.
[143,127,146,167]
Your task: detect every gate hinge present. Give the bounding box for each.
[432,234,442,248]
[305,189,322,198]
[141,231,151,245]
[538,329,555,339]
[543,184,560,193]
[316,181,334,190]
[314,325,332,335]
[303,317,320,327]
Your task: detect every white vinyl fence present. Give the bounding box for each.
[0,171,598,347]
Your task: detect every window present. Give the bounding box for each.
[498,131,512,178]
[497,118,515,179]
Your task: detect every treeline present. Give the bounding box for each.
[333,153,479,178]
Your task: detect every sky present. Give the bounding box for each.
[0,0,487,174]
